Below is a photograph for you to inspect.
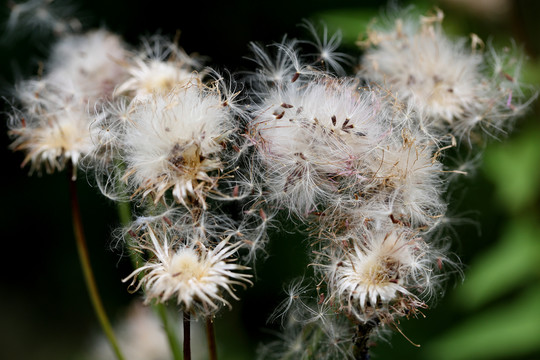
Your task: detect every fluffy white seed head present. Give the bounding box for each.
[115,35,202,101]
[8,30,128,179]
[250,73,392,216]
[124,226,252,317]
[119,81,237,207]
[8,84,94,179]
[45,29,129,105]
[325,228,434,323]
[364,130,445,228]
[116,59,199,101]
[359,11,526,139]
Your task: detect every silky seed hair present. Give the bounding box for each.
[123,224,252,317]
[106,78,240,208]
[115,35,203,101]
[45,29,129,106]
[358,9,530,141]
[8,30,129,178]
[320,227,435,323]
[249,60,396,215]
[8,88,94,178]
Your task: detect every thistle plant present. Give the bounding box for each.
[86,33,266,360]
[247,8,534,359]
[4,2,537,360]
[7,28,129,360]
[123,225,252,313]
[358,8,531,140]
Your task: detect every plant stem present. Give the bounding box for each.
[206,316,218,360]
[117,201,183,360]
[68,174,125,360]
[352,320,378,360]
[116,200,132,230]
[154,304,183,360]
[184,311,192,360]
[116,200,142,269]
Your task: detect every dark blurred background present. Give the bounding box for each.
[1,0,540,359]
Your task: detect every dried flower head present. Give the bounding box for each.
[45,29,128,105]
[115,35,201,101]
[250,72,392,215]
[325,228,434,323]
[358,10,527,139]
[8,29,129,179]
[8,83,94,178]
[124,225,252,316]
[118,80,238,207]
[362,130,445,228]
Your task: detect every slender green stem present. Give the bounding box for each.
[155,304,183,360]
[68,175,125,360]
[206,316,218,360]
[184,311,192,360]
[116,199,142,267]
[116,195,183,360]
[116,200,132,230]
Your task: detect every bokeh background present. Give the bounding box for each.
[1,0,539,359]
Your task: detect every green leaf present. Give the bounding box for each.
[426,286,540,360]
[311,9,379,45]
[521,58,540,88]
[454,217,540,309]
[483,126,540,213]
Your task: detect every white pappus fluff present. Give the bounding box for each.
[9,29,129,179]
[362,129,446,229]
[324,227,435,323]
[8,82,94,178]
[118,80,238,207]
[250,72,393,216]
[358,10,529,139]
[46,29,129,105]
[123,225,252,317]
[115,35,202,101]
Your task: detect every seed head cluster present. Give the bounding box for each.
[247,10,532,358]
[115,36,202,101]
[359,8,530,139]
[8,22,263,321]
[6,4,535,359]
[86,36,261,315]
[113,82,236,207]
[8,30,128,178]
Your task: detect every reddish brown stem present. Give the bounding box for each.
[68,170,124,360]
[183,311,191,360]
[206,316,217,360]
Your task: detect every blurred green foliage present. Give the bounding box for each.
[428,286,540,360]
[484,128,540,214]
[423,11,540,359]
[425,122,540,359]
[312,9,379,44]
